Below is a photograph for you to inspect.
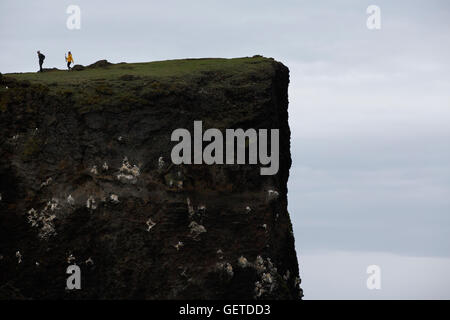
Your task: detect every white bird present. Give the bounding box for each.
[267,190,279,200]
[174,241,184,251]
[67,194,75,206]
[86,196,96,210]
[146,218,156,231]
[110,194,119,203]
[262,272,273,284]
[158,156,165,169]
[40,177,52,188]
[238,256,248,268]
[16,251,22,264]
[90,165,98,175]
[67,254,75,264]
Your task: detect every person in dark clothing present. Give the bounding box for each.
[37,51,45,72]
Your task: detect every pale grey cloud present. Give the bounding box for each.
[299,251,450,299]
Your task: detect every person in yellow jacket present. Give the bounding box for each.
[65,51,74,70]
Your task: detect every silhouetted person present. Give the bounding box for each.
[65,51,74,70]
[37,51,45,72]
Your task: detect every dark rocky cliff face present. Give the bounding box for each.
[0,57,302,299]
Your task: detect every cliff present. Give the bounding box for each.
[0,56,302,299]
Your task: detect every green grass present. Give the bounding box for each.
[2,56,277,115]
[5,56,274,88]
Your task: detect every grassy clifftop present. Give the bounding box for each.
[5,56,276,88]
[2,56,280,115]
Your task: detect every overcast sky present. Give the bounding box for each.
[1,0,450,299]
